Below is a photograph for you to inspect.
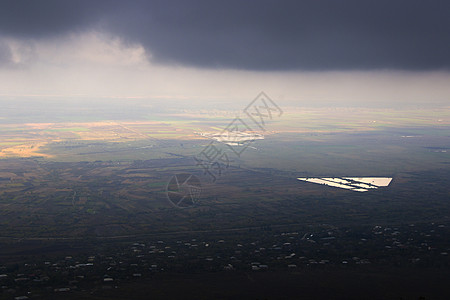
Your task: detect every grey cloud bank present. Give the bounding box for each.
[0,0,449,71]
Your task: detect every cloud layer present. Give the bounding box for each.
[1,0,449,71]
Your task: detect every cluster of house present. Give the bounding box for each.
[1,222,448,299]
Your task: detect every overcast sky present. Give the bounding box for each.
[0,0,449,107]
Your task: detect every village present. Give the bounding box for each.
[1,221,448,299]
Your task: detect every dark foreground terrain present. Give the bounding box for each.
[0,223,449,299]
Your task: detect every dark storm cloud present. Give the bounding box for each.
[0,0,449,70]
[0,0,109,38]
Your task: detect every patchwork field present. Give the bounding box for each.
[0,107,448,162]
[0,105,448,236]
